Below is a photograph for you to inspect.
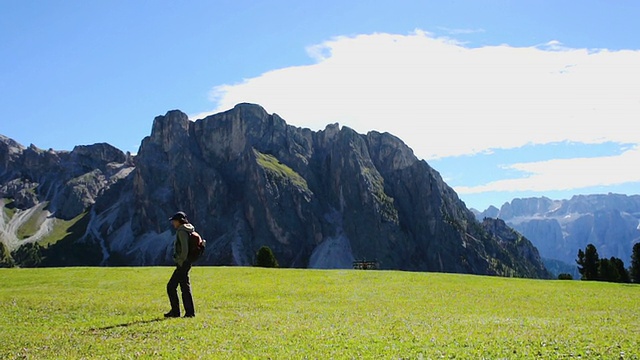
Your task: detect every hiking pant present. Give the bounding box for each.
[167,261,195,316]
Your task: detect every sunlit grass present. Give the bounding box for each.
[1,267,638,359]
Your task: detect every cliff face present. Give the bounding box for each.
[0,104,549,277]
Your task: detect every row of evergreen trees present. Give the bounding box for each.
[576,242,640,283]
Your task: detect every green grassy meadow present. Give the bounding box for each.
[1,267,638,359]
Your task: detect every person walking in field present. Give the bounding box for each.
[165,211,196,318]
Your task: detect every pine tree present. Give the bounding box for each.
[631,242,640,283]
[597,257,617,282]
[611,257,630,283]
[255,246,279,268]
[576,244,599,280]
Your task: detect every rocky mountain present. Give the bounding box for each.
[1,103,550,277]
[474,194,640,271]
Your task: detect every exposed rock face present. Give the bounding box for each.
[0,134,133,255]
[0,104,550,277]
[0,136,132,220]
[481,218,549,277]
[476,194,640,266]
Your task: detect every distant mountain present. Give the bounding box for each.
[1,103,550,278]
[474,194,640,272]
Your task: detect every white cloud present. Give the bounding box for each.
[455,145,640,194]
[199,30,640,195]
[205,30,640,162]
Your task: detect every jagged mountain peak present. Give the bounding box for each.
[0,134,26,151]
[498,196,558,218]
[70,143,128,167]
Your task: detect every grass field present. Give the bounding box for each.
[1,267,638,359]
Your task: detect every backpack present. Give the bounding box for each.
[187,231,206,262]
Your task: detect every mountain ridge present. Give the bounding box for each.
[473,194,640,270]
[1,103,549,278]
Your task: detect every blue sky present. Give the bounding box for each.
[2,1,639,211]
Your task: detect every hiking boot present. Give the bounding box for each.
[164,311,180,318]
[183,313,195,318]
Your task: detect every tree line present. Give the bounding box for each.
[575,242,640,283]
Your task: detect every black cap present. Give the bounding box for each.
[169,211,187,221]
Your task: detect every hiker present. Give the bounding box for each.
[165,211,196,318]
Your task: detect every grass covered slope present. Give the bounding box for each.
[1,267,638,359]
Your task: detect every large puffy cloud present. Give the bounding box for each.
[197,30,640,195]
[202,30,640,159]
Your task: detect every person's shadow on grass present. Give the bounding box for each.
[90,317,167,332]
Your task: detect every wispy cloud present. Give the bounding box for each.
[455,145,640,194]
[202,30,640,194]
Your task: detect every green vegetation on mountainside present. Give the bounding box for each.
[38,211,98,266]
[254,149,309,192]
[39,211,89,247]
[1,267,638,359]
[1,209,94,267]
[15,203,48,239]
[361,166,398,223]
